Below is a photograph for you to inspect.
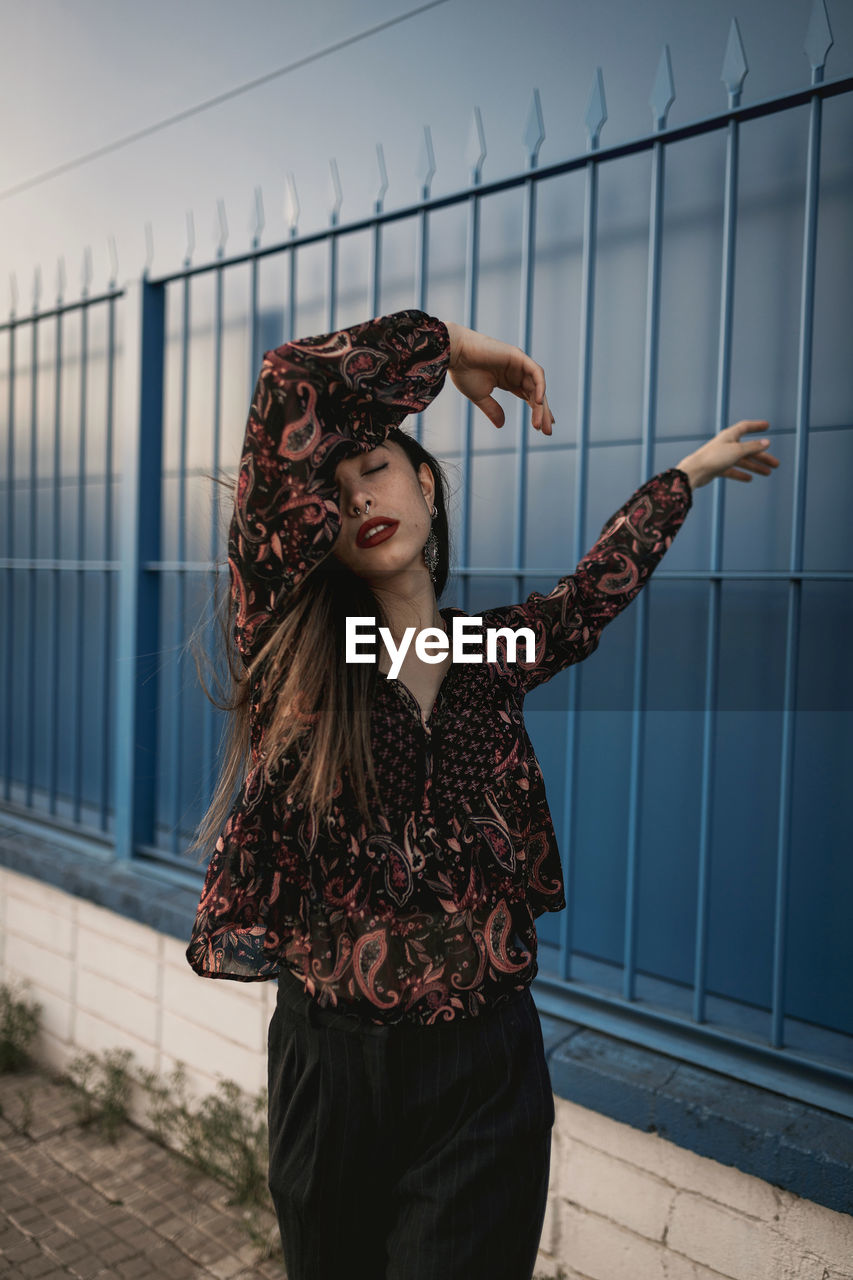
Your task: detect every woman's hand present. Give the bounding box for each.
[444,320,554,434]
[676,420,780,491]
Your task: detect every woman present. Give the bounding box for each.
[186,309,778,1279]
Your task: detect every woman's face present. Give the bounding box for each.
[330,440,435,586]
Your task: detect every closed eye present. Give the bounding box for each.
[333,461,387,500]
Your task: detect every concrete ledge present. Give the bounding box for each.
[0,824,199,945]
[2,823,851,1223]
[540,1013,853,1220]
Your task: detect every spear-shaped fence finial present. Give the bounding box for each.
[721,17,749,108]
[32,265,42,314]
[252,186,265,250]
[143,221,154,279]
[466,106,486,185]
[9,271,18,320]
[184,210,195,269]
[81,246,93,298]
[285,172,300,237]
[650,44,676,132]
[215,199,229,259]
[524,89,545,170]
[805,0,833,84]
[585,67,607,151]
[418,125,436,202]
[375,143,389,215]
[329,158,343,227]
[107,235,119,289]
[56,256,66,306]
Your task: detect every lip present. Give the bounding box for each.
[356,517,399,549]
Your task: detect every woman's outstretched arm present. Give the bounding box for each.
[228,310,450,664]
[483,424,780,696]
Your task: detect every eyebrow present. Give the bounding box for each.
[351,443,389,465]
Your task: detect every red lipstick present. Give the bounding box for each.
[356,517,399,549]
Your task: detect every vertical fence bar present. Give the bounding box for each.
[72,301,89,823]
[369,144,387,319]
[168,275,191,854]
[560,69,606,982]
[250,189,264,380]
[114,276,165,861]
[203,262,226,831]
[694,25,748,1025]
[369,215,382,318]
[459,202,478,612]
[459,109,486,613]
[3,318,15,802]
[327,161,341,332]
[327,233,338,331]
[623,47,675,1002]
[771,68,826,1051]
[250,253,261,400]
[49,303,64,816]
[414,127,435,446]
[100,292,117,832]
[287,235,298,344]
[414,206,430,447]
[513,91,544,602]
[511,169,533,598]
[25,304,39,809]
[284,177,299,349]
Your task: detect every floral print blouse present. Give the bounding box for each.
[185,309,694,1025]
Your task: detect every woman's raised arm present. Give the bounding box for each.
[229,310,450,664]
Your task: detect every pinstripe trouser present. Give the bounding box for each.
[267,967,555,1280]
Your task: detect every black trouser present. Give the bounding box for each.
[267,968,555,1280]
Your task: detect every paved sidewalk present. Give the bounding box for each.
[0,1065,286,1279]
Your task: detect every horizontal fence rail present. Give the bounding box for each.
[1,0,851,1117]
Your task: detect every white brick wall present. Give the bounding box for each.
[532,1097,853,1280]
[2,865,851,1279]
[0,865,269,1120]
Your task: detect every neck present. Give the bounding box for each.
[371,569,443,645]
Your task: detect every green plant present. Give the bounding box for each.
[136,1060,270,1209]
[57,1046,275,1263]
[239,1202,281,1263]
[0,978,42,1072]
[64,1047,134,1142]
[17,1082,35,1134]
[134,1060,277,1265]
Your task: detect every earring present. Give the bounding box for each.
[423,504,439,583]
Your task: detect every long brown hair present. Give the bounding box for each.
[184,426,454,864]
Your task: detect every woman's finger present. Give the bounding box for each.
[729,418,770,441]
[502,348,545,399]
[475,395,505,429]
[526,360,546,406]
[537,392,554,434]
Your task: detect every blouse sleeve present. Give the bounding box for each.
[481,467,693,695]
[228,309,451,664]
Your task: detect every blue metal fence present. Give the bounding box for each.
[2,2,851,1116]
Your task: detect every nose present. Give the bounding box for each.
[341,479,373,518]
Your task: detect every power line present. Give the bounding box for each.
[0,0,451,202]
